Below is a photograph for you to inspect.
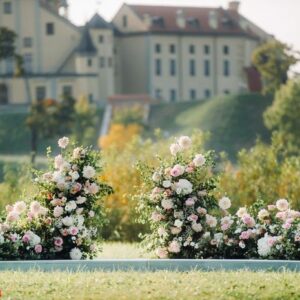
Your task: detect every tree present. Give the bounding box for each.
[26,95,76,163]
[72,96,98,146]
[252,41,298,95]
[264,80,300,151]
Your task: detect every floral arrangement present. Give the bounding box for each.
[0,137,112,260]
[138,136,300,260]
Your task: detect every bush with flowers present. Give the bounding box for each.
[0,137,112,260]
[138,136,300,260]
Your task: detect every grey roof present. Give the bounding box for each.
[88,13,114,29]
[76,26,97,55]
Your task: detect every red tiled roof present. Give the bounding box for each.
[128,4,258,38]
[244,67,262,92]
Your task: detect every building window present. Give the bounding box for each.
[89,93,94,102]
[224,89,230,95]
[223,60,230,76]
[170,44,176,54]
[46,23,54,35]
[87,58,93,67]
[170,59,176,76]
[155,59,161,76]
[122,15,128,27]
[23,37,33,48]
[189,45,195,54]
[204,59,210,77]
[190,89,196,100]
[170,89,177,102]
[155,89,162,100]
[36,86,46,102]
[108,57,113,68]
[223,45,229,55]
[189,59,196,76]
[62,85,73,97]
[99,35,104,43]
[23,54,33,73]
[204,89,211,99]
[3,2,12,14]
[0,84,8,104]
[5,57,14,75]
[155,43,161,53]
[99,57,105,68]
[204,45,210,54]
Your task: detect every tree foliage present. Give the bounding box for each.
[252,40,298,95]
[264,80,300,151]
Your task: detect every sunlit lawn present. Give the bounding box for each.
[0,269,299,300]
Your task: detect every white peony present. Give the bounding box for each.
[276,199,289,212]
[193,154,206,167]
[161,199,174,210]
[170,143,181,156]
[218,197,231,210]
[76,196,87,204]
[14,201,27,214]
[174,219,183,228]
[174,179,193,195]
[58,137,69,149]
[257,236,272,257]
[53,206,64,218]
[70,247,82,260]
[65,201,77,212]
[62,216,73,227]
[236,207,247,218]
[178,136,192,150]
[192,223,203,232]
[162,180,172,188]
[83,166,96,179]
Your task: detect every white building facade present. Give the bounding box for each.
[0,1,272,105]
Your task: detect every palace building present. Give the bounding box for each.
[0,0,272,105]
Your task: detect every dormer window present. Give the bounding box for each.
[186,17,200,28]
[122,15,128,28]
[152,16,164,27]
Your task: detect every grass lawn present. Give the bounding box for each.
[0,270,299,299]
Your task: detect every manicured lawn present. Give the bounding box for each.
[0,270,299,299]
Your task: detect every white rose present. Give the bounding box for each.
[174,219,183,228]
[174,179,193,195]
[218,197,231,210]
[161,199,174,210]
[62,216,73,227]
[65,201,77,212]
[162,180,172,188]
[70,247,82,260]
[276,199,289,212]
[178,136,192,150]
[152,172,161,182]
[193,154,206,167]
[170,143,181,156]
[83,166,96,179]
[192,223,203,232]
[58,137,69,149]
[76,196,87,205]
[53,206,64,218]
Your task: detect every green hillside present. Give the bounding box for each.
[149,93,273,160]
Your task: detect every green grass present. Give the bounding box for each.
[149,93,273,160]
[0,270,299,299]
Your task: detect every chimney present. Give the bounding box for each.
[228,1,240,12]
[176,9,186,29]
[209,10,218,30]
[143,13,152,27]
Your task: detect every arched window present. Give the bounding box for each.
[0,84,8,104]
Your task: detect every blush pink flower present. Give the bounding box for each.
[69,227,79,236]
[156,247,168,258]
[188,214,198,222]
[54,237,63,247]
[170,165,185,177]
[242,214,256,227]
[22,234,31,243]
[168,240,181,253]
[240,231,251,240]
[185,198,195,206]
[34,244,43,254]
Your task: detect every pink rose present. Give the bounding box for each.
[168,241,181,253]
[69,227,79,236]
[35,244,43,254]
[70,182,82,194]
[239,231,251,240]
[185,198,195,206]
[242,214,255,227]
[170,165,185,177]
[22,234,31,243]
[54,237,64,247]
[187,214,198,222]
[197,207,207,215]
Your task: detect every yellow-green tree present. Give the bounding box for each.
[252,41,298,95]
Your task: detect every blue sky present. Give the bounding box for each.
[68,0,300,72]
